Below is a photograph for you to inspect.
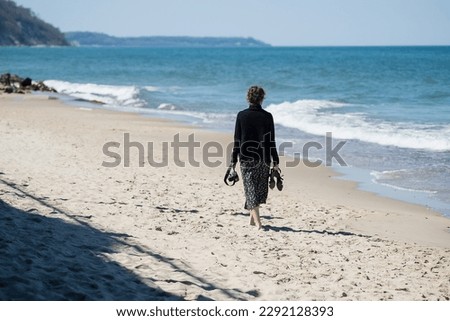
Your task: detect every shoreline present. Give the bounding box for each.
[334,166,450,219]
[0,93,450,246]
[47,91,450,219]
[1,93,449,300]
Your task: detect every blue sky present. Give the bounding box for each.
[14,0,450,46]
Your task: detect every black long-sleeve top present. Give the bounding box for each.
[231,104,279,166]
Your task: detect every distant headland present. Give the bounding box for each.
[65,32,271,48]
[0,0,269,48]
[0,0,68,46]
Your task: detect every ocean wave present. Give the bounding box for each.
[44,80,146,107]
[144,86,162,92]
[370,169,409,181]
[266,99,450,151]
[145,107,235,126]
[144,85,181,93]
[157,103,182,111]
[370,170,437,194]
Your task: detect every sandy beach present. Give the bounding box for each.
[0,93,449,301]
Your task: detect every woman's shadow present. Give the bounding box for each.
[233,211,370,237]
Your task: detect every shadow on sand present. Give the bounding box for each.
[0,198,183,300]
[263,224,371,238]
[233,211,370,238]
[231,211,283,221]
[0,178,248,300]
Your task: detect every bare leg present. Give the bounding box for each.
[249,214,255,226]
[250,206,262,229]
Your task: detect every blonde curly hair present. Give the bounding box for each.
[247,86,265,105]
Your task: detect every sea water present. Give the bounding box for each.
[1,46,449,216]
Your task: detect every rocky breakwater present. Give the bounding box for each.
[0,73,57,94]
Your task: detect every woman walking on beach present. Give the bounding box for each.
[231,86,280,229]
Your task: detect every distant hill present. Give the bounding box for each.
[65,32,270,48]
[0,0,68,46]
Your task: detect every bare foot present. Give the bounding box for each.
[250,217,255,226]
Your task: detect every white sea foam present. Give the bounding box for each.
[370,169,409,181]
[144,86,162,92]
[144,85,181,93]
[266,99,450,151]
[157,103,181,111]
[44,80,145,107]
[145,107,235,126]
[370,170,437,194]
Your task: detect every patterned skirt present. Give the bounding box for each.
[240,161,270,210]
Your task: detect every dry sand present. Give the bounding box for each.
[0,94,449,300]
